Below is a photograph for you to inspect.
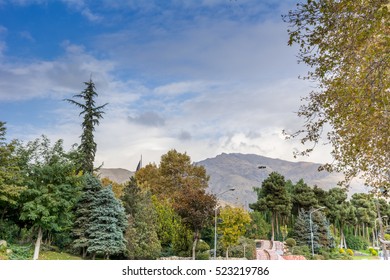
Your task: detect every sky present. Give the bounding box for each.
[0,0,333,170]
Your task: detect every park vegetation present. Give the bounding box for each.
[1,74,390,260]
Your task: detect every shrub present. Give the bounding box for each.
[346,249,354,256]
[339,248,345,254]
[291,245,311,259]
[196,251,210,260]
[285,238,296,248]
[369,247,378,256]
[345,235,368,250]
[384,234,390,241]
[196,240,210,253]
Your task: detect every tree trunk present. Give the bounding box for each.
[82,247,87,259]
[225,247,229,260]
[271,213,275,241]
[1,207,7,222]
[276,214,279,239]
[192,230,199,260]
[33,226,43,260]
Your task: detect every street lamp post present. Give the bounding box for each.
[310,206,325,258]
[214,188,235,259]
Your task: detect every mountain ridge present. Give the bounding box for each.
[99,153,367,206]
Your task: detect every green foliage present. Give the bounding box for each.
[8,244,33,260]
[283,0,390,189]
[16,136,82,259]
[195,240,210,260]
[293,208,333,253]
[369,247,378,256]
[246,211,270,240]
[72,174,102,257]
[228,237,256,259]
[290,245,310,259]
[86,186,127,259]
[218,207,251,258]
[122,177,161,260]
[291,179,318,214]
[250,172,291,240]
[384,234,390,241]
[0,122,26,214]
[285,238,296,248]
[65,79,107,173]
[345,235,368,250]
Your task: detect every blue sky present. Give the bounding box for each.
[0,0,332,169]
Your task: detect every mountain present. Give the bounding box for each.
[98,168,134,184]
[98,153,367,206]
[196,153,367,207]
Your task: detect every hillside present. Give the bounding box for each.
[99,153,367,206]
[197,153,367,206]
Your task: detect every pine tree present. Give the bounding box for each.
[291,179,318,215]
[72,174,102,258]
[65,79,107,174]
[250,172,292,241]
[87,186,127,259]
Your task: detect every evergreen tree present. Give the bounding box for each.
[87,186,127,259]
[293,209,332,254]
[72,173,102,258]
[250,172,292,241]
[291,179,318,215]
[65,79,107,174]
[121,177,161,259]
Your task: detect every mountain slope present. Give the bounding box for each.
[196,153,367,206]
[98,153,367,206]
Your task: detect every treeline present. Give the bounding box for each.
[250,171,390,257]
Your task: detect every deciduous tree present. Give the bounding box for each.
[218,206,251,259]
[283,0,390,191]
[18,136,82,260]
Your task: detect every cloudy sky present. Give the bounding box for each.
[0,0,332,169]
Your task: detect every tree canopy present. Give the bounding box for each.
[65,79,107,174]
[283,0,390,191]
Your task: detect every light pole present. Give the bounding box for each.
[375,216,388,248]
[310,206,325,258]
[214,188,235,259]
[375,192,388,260]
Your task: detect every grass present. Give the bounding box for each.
[38,251,82,260]
[352,255,380,260]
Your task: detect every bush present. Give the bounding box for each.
[339,248,345,254]
[291,245,311,259]
[196,240,210,253]
[384,234,390,241]
[345,235,368,250]
[369,247,378,256]
[285,238,296,248]
[346,249,354,256]
[196,251,210,260]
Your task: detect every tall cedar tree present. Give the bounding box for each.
[65,79,107,174]
[250,172,291,241]
[87,186,127,259]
